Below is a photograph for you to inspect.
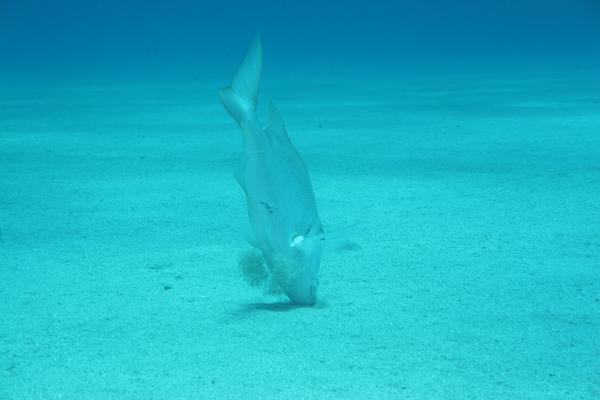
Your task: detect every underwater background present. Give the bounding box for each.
[2,0,600,84]
[1,0,599,398]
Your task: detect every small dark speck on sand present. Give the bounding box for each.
[148,262,173,271]
[164,285,172,290]
[335,239,362,251]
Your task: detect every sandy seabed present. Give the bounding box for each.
[1,72,599,399]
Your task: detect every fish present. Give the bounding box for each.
[219,37,324,305]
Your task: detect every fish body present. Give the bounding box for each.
[219,38,324,305]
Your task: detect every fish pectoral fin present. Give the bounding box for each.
[289,234,306,249]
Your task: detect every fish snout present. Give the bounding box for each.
[284,235,322,306]
[286,279,319,306]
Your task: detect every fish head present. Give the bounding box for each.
[283,224,325,305]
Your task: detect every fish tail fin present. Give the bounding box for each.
[219,36,262,127]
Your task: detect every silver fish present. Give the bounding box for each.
[219,37,324,305]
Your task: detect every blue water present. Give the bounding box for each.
[2,0,600,84]
[1,1,599,399]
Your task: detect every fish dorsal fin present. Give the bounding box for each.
[267,102,288,139]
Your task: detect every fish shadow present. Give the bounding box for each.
[244,301,306,312]
[234,298,328,316]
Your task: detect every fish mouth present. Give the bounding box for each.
[284,277,318,306]
[265,234,322,306]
